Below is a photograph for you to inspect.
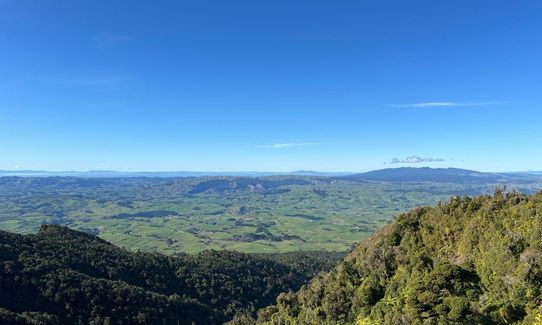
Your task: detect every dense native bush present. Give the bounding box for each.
[0,225,342,324]
[256,190,542,324]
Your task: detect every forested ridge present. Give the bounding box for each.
[255,190,542,324]
[0,225,342,324]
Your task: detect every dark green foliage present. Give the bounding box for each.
[257,251,346,278]
[0,308,58,324]
[0,225,341,324]
[257,191,542,324]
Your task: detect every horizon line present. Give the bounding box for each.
[0,167,540,175]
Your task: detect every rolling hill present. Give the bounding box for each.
[2,186,542,324]
[255,189,542,324]
[1,168,542,254]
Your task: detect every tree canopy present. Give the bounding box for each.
[256,190,542,324]
[0,225,342,324]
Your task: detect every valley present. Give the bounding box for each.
[2,184,541,324]
[1,168,541,254]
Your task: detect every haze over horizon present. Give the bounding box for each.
[1,166,541,176]
[1,1,541,172]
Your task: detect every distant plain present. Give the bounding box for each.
[1,168,541,254]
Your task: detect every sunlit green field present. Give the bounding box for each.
[1,176,539,253]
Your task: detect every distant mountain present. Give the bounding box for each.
[518,171,542,176]
[338,167,540,184]
[0,170,351,178]
[2,168,540,181]
[289,170,352,176]
[1,168,540,187]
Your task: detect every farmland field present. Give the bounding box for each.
[1,174,541,253]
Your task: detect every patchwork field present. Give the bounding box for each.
[1,173,541,254]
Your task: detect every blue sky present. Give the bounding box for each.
[1,0,541,172]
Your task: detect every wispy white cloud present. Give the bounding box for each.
[255,142,320,149]
[388,155,445,164]
[387,101,506,108]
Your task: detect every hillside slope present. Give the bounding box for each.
[256,190,542,324]
[340,167,540,184]
[0,225,341,324]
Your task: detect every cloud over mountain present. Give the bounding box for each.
[389,155,445,164]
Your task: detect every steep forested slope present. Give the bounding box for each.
[256,190,542,324]
[0,225,341,324]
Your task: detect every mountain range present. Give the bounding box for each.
[1,167,542,184]
[340,167,542,184]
